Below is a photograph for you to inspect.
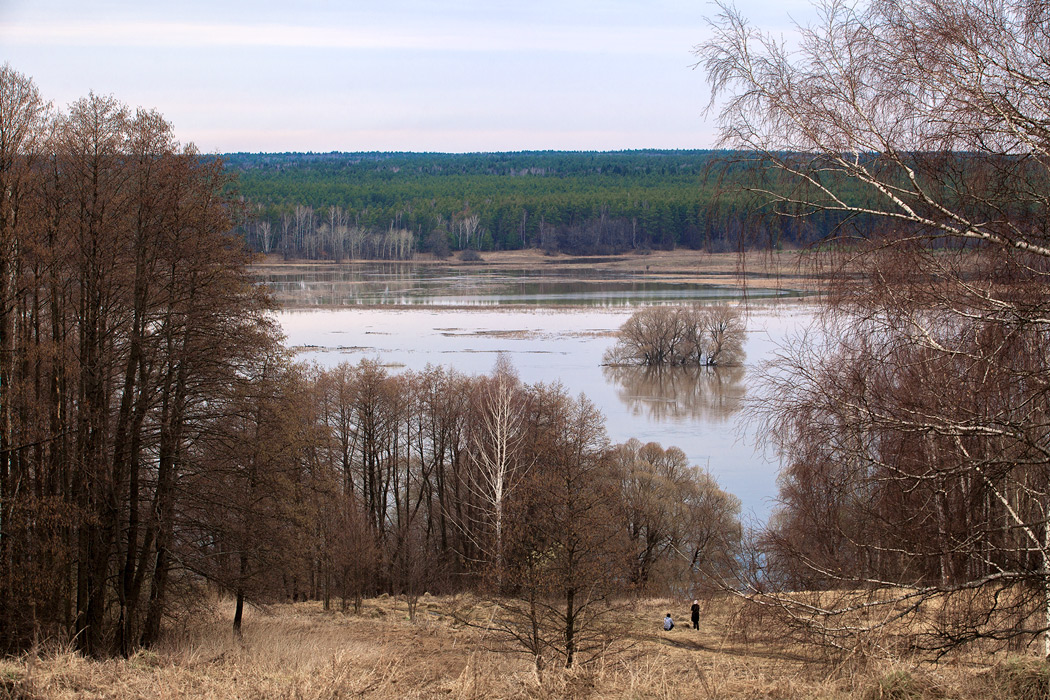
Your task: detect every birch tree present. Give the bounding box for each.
[468,355,528,578]
[701,0,1050,655]
[491,386,630,671]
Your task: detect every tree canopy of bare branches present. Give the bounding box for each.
[700,0,1050,656]
[603,304,746,367]
[0,65,277,656]
[611,439,742,593]
[0,64,752,660]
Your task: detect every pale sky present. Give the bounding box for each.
[0,0,807,153]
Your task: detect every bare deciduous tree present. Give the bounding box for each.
[468,355,529,579]
[701,0,1050,655]
[603,305,746,367]
[488,387,630,672]
[0,62,50,656]
[611,439,742,594]
[0,67,278,656]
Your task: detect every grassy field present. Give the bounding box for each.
[3,595,1045,699]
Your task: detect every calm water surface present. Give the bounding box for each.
[263,263,801,307]
[266,264,814,521]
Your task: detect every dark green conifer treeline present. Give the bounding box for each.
[223,151,849,259]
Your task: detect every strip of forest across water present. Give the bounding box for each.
[223,150,865,260]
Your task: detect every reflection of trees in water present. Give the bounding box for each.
[603,364,745,422]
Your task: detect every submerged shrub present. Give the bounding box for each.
[603,305,745,367]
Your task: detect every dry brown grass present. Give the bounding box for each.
[1,594,1045,699]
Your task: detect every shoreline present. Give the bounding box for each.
[250,248,826,294]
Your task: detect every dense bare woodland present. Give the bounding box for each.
[0,67,279,656]
[0,64,742,665]
[6,0,1050,692]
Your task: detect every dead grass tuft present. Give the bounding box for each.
[977,658,1050,700]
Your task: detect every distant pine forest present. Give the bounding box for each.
[223,150,849,260]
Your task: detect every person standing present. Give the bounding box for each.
[691,600,700,630]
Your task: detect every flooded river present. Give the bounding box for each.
[262,263,813,521]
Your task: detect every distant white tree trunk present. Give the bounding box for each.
[258,220,272,253]
[294,205,313,257]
